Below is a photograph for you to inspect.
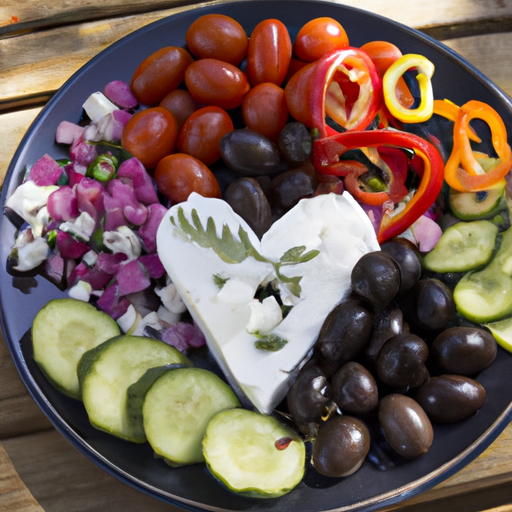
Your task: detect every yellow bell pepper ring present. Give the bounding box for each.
[383,54,435,123]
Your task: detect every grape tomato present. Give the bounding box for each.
[185,14,249,65]
[121,107,178,169]
[177,106,234,165]
[130,46,194,105]
[159,89,198,130]
[154,153,221,204]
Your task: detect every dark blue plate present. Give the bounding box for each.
[2,1,512,511]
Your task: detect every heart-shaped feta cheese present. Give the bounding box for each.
[156,192,379,414]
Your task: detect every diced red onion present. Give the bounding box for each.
[138,203,167,253]
[70,135,99,167]
[360,203,383,235]
[411,215,443,253]
[161,322,206,351]
[107,179,148,226]
[28,154,63,186]
[104,80,138,110]
[138,253,165,279]
[55,121,85,145]
[43,251,66,286]
[76,177,106,222]
[56,230,90,259]
[84,111,129,143]
[96,251,127,274]
[80,264,113,291]
[47,186,79,222]
[103,193,128,232]
[116,158,159,205]
[115,259,151,296]
[96,283,130,319]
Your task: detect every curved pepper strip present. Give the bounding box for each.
[383,54,435,123]
[444,100,512,192]
[285,47,382,138]
[433,99,480,143]
[313,129,445,243]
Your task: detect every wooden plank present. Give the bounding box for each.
[1,0,512,38]
[0,443,44,512]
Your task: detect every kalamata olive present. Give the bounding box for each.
[375,333,429,389]
[219,129,286,176]
[331,362,378,415]
[277,122,312,165]
[413,278,455,332]
[430,326,497,376]
[312,416,370,477]
[351,251,400,312]
[378,394,433,459]
[287,365,332,434]
[315,299,373,375]
[381,239,422,293]
[415,375,486,423]
[366,306,404,362]
[266,166,316,218]
[224,178,272,238]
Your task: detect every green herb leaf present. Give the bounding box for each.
[254,333,288,352]
[213,273,229,289]
[280,245,307,262]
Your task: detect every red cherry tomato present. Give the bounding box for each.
[154,153,221,203]
[185,58,250,110]
[294,17,349,62]
[242,83,288,141]
[246,19,292,86]
[131,46,194,105]
[160,89,199,130]
[177,106,234,165]
[185,14,249,65]
[121,107,178,169]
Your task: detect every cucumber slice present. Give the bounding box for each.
[78,335,191,442]
[449,184,506,220]
[203,408,305,498]
[454,225,512,323]
[142,367,239,466]
[422,220,499,273]
[32,298,120,399]
[486,317,512,352]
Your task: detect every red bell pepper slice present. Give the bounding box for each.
[313,129,445,243]
[284,47,382,138]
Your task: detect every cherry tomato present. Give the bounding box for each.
[246,19,292,86]
[160,89,199,130]
[177,106,234,165]
[242,83,288,141]
[285,56,308,82]
[121,107,178,169]
[131,46,193,105]
[154,153,221,203]
[361,40,414,108]
[185,14,249,66]
[185,58,250,110]
[294,17,349,62]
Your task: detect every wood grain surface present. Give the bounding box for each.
[2,1,512,511]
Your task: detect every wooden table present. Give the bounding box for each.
[2,1,512,511]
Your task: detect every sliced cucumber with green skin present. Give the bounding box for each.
[32,298,120,399]
[203,408,305,498]
[142,367,239,466]
[78,335,192,442]
[449,184,507,220]
[454,225,512,323]
[126,364,188,443]
[422,220,499,273]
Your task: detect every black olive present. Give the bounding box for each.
[277,122,312,165]
[366,306,404,362]
[381,239,422,293]
[315,299,373,375]
[430,326,497,376]
[378,394,433,459]
[331,362,378,415]
[224,178,272,238]
[219,129,286,176]
[351,251,400,312]
[266,164,317,218]
[312,415,370,477]
[375,333,429,389]
[287,365,332,434]
[413,278,455,332]
[415,374,486,423]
